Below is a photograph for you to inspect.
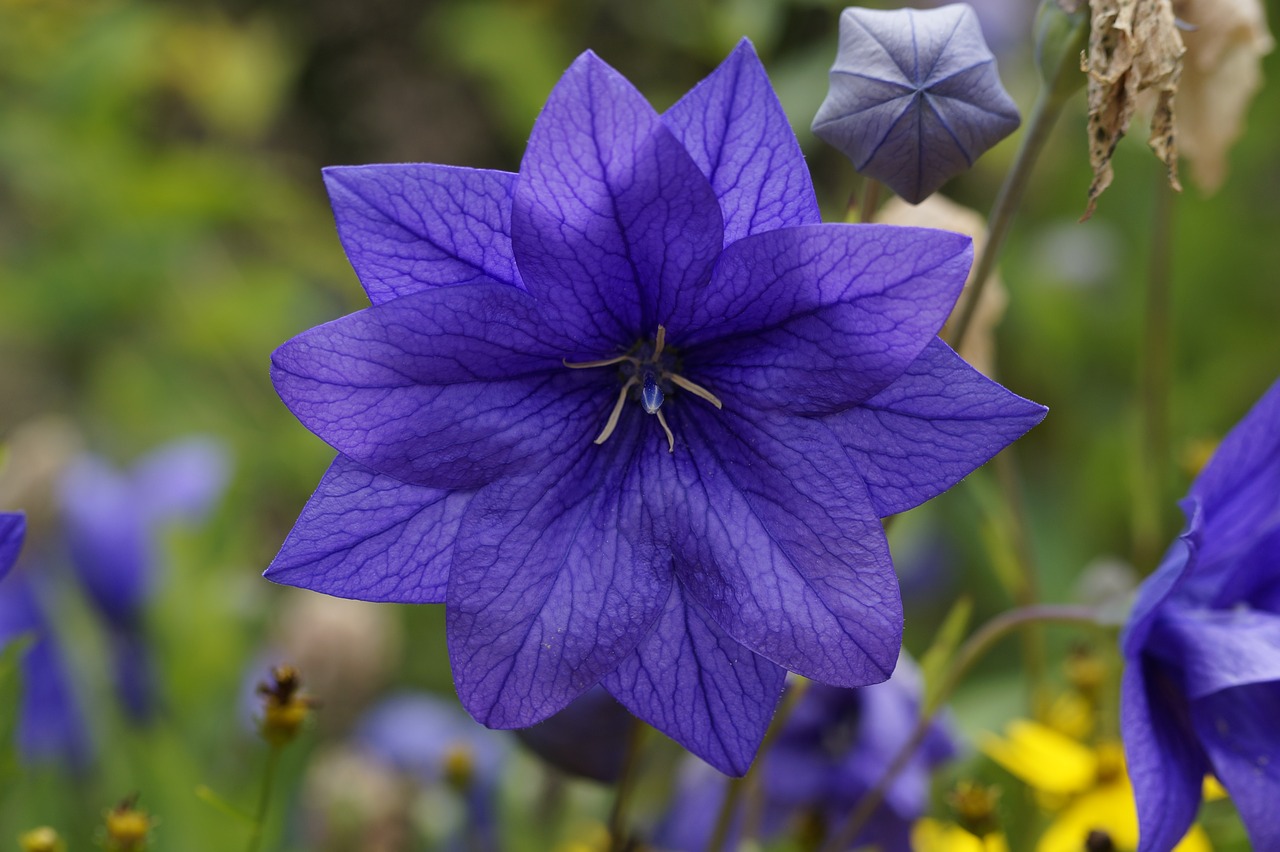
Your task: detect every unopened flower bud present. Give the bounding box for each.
[19,827,64,852]
[103,795,152,852]
[257,664,314,747]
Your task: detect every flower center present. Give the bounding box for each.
[564,324,722,453]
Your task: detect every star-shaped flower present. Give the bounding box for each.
[812,4,1020,204]
[1121,378,1280,851]
[268,41,1045,775]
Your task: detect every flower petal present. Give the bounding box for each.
[1122,501,1202,655]
[822,338,1046,517]
[603,580,787,776]
[446,416,670,728]
[1189,378,1280,602]
[687,224,970,414]
[663,405,901,687]
[1120,661,1206,852]
[59,457,152,624]
[662,39,820,245]
[271,283,601,489]
[1157,607,1280,698]
[131,436,230,524]
[266,454,469,603]
[510,51,723,351]
[324,164,523,305]
[1191,681,1280,850]
[0,512,24,581]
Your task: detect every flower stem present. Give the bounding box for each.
[858,178,883,224]
[818,604,1101,852]
[947,79,1071,354]
[706,677,811,852]
[245,745,281,852]
[606,718,647,852]
[1134,175,1176,571]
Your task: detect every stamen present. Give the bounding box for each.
[654,324,666,359]
[564,353,636,370]
[593,377,638,446]
[667,373,723,409]
[641,371,664,414]
[655,409,675,453]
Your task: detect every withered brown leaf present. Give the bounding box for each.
[1081,0,1186,219]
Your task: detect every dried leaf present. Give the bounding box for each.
[1082,0,1186,218]
[1172,0,1274,192]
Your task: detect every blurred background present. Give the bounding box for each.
[0,0,1277,848]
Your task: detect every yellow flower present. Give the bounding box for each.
[982,721,1213,852]
[912,818,1009,852]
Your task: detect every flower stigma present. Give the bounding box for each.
[564,324,722,454]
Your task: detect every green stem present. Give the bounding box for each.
[606,718,647,852]
[818,605,1101,852]
[947,84,1070,354]
[708,678,811,852]
[245,746,281,852]
[858,178,883,224]
[993,450,1050,720]
[1135,176,1176,571]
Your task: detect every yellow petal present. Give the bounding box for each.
[981,720,1097,795]
[912,819,994,852]
[1036,784,1138,852]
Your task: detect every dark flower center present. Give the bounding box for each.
[564,324,722,453]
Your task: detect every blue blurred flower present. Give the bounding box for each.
[268,39,1043,775]
[813,3,1021,203]
[355,692,509,852]
[59,436,229,720]
[659,656,956,851]
[0,512,23,580]
[1121,378,1280,851]
[0,568,92,770]
[515,684,634,783]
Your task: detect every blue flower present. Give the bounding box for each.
[59,437,229,719]
[659,657,955,851]
[812,4,1021,204]
[355,692,508,852]
[1121,378,1280,851]
[515,684,634,783]
[268,40,1045,774]
[0,512,23,581]
[0,568,92,770]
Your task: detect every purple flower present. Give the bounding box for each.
[0,512,23,580]
[268,41,1044,775]
[660,658,956,851]
[1121,378,1280,851]
[812,4,1021,204]
[0,569,92,769]
[59,437,229,720]
[355,692,508,852]
[515,684,635,783]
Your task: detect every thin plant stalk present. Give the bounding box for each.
[1135,176,1176,571]
[606,718,647,852]
[245,745,282,852]
[818,605,1100,852]
[947,82,1072,353]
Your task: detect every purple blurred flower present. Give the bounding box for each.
[515,684,634,783]
[268,41,1044,775]
[356,692,508,852]
[812,4,1021,204]
[59,437,229,720]
[0,570,92,769]
[0,513,23,580]
[1122,378,1280,851]
[660,658,956,851]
